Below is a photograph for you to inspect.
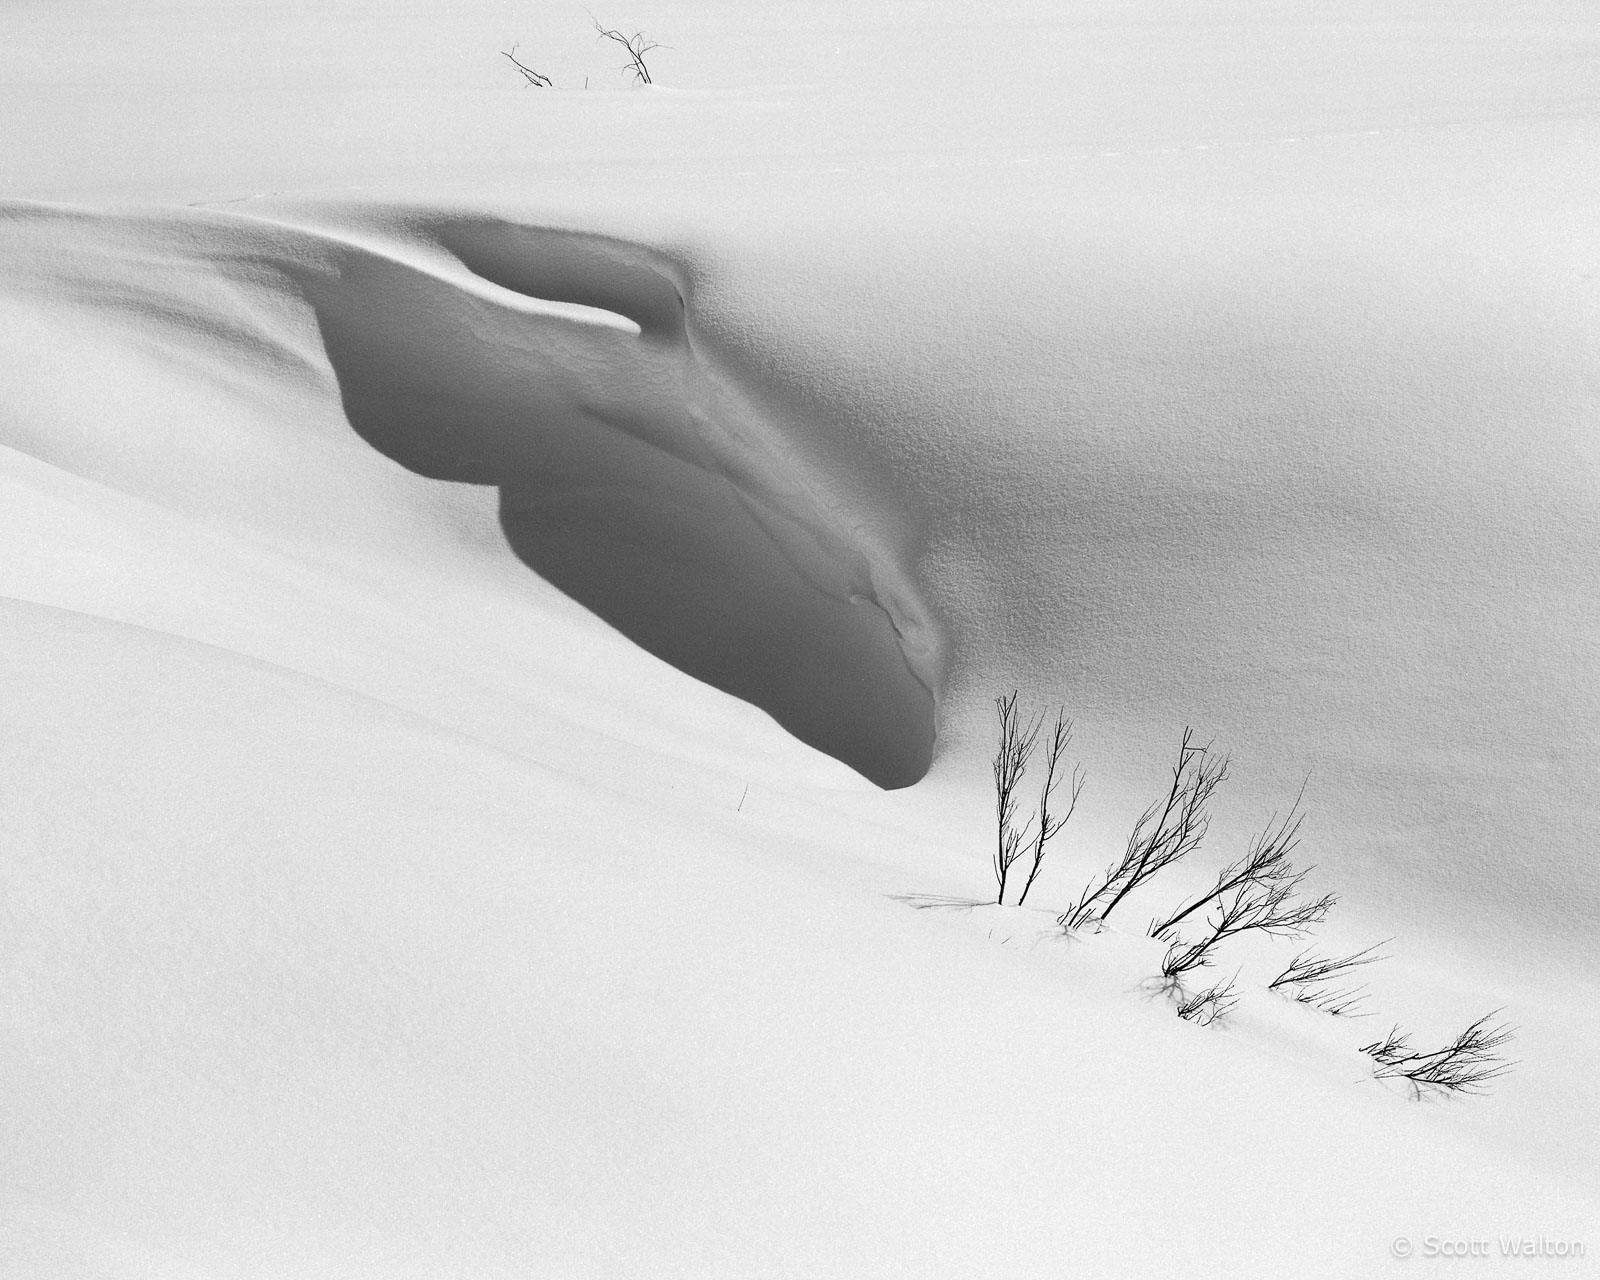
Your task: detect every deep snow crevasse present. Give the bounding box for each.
[220,202,941,668]
[25,198,945,785]
[421,208,944,682]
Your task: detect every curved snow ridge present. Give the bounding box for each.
[3,200,941,787]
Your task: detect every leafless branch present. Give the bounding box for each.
[1270,940,1388,991]
[1174,971,1240,1026]
[1298,986,1371,1018]
[1149,785,1307,937]
[502,44,553,87]
[1361,1011,1517,1098]
[1160,874,1336,982]
[1059,728,1227,930]
[992,691,1043,904]
[589,15,666,85]
[1015,710,1084,907]
[1268,940,1389,1018]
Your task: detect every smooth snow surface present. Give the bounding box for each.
[2,1,1599,1276]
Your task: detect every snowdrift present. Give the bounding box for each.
[3,182,1597,1280]
[4,0,1600,1274]
[0,201,937,787]
[2,592,1594,1279]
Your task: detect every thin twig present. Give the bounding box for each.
[1361,1011,1517,1098]
[1174,970,1241,1026]
[1268,940,1389,1018]
[502,44,553,87]
[1160,877,1336,981]
[1150,783,1308,937]
[1060,728,1227,930]
[992,692,1043,904]
[1016,710,1084,907]
[589,14,666,84]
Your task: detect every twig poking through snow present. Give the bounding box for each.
[1361,1012,1517,1098]
[1149,784,1335,982]
[502,45,553,87]
[1060,728,1227,930]
[1174,971,1240,1026]
[1268,940,1389,1018]
[1015,710,1084,908]
[1158,873,1335,983]
[991,691,1043,905]
[1149,785,1308,939]
[589,15,666,85]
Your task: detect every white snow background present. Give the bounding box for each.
[1,1,1598,1275]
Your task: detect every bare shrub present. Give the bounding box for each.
[1174,971,1240,1026]
[961,704,1518,1098]
[1148,789,1307,937]
[990,696,1083,905]
[591,16,664,84]
[1361,1012,1517,1097]
[991,691,1042,905]
[1145,784,1334,982]
[1015,710,1085,907]
[1059,728,1227,930]
[1268,941,1389,1018]
[1159,876,1334,984]
[502,44,553,87]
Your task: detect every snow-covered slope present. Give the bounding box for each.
[6,593,1593,1280]
[0,201,937,786]
[2,1,1598,1275]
